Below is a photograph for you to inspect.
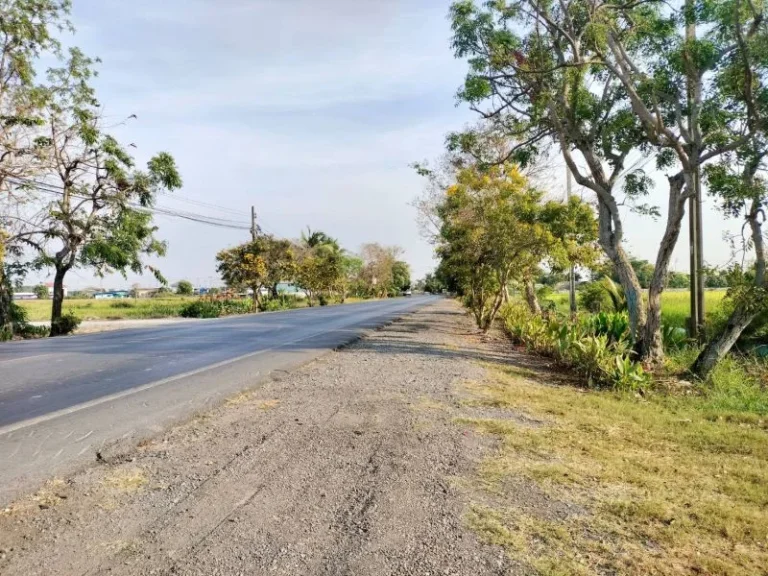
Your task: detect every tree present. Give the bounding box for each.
[392,261,411,293]
[448,0,749,363]
[423,273,445,294]
[685,0,768,377]
[264,237,296,297]
[216,233,295,307]
[296,240,344,305]
[339,254,363,301]
[360,243,403,298]
[176,280,193,295]
[450,0,648,346]
[435,162,597,329]
[0,0,72,336]
[8,49,182,335]
[667,271,690,290]
[33,283,49,299]
[216,239,269,306]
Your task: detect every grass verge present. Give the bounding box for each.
[459,364,768,576]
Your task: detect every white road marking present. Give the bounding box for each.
[0,354,54,365]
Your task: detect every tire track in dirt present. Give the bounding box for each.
[1,301,520,576]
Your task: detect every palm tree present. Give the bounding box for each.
[301,227,339,250]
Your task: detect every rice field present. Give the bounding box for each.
[16,297,199,322]
[547,289,728,328]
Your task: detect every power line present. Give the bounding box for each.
[6,176,254,232]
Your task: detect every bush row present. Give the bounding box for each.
[179,299,256,319]
[499,303,650,391]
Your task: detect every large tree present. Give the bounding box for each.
[359,243,404,298]
[691,0,767,376]
[217,233,295,306]
[448,0,749,363]
[435,162,597,330]
[0,0,72,335]
[12,50,181,335]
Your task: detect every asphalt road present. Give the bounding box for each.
[0,296,439,504]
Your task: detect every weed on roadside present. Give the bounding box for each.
[101,467,148,493]
[459,364,768,575]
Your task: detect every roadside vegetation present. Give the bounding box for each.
[461,364,767,575]
[413,0,768,571]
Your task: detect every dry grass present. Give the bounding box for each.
[256,399,281,410]
[459,364,768,576]
[226,391,254,406]
[1,478,69,515]
[101,467,148,493]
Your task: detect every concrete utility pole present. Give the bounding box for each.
[566,166,577,315]
[686,0,705,339]
[251,206,257,241]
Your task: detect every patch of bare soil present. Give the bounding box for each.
[0,300,549,575]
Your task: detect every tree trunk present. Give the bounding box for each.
[523,279,542,315]
[0,265,12,337]
[0,235,12,337]
[693,203,765,379]
[49,266,69,336]
[642,173,688,364]
[692,306,756,379]
[597,198,646,344]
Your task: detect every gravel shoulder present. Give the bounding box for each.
[0,300,531,575]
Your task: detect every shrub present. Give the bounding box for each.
[51,311,81,336]
[260,295,302,312]
[578,278,627,313]
[499,303,650,391]
[578,281,614,313]
[582,312,630,345]
[1,303,50,340]
[16,323,49,338]
[110,300,135,309]
[180,299,256,318]
[180,300,223,318]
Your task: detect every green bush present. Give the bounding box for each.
[578,282,614,313]
[51,311,81,336]
[110,300,135,309]
[180,300,223,318]
[1,303,50,340]
[16,323,49,338]
[581,311,630,345]
[578,278,627,313]
[499,303,649,391]
[180,299,256,319]
[260,295,302,312]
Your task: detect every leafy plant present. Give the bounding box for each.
[499,304,650,391]
[50,311,80,336]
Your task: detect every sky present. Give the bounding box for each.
[31,0,743,289]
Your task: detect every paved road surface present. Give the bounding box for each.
[0,296,438,503]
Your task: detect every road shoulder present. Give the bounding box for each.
[0,299,522,575]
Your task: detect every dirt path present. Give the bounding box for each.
[0,300,522,575]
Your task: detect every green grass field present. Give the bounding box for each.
[547,289,728,329]
[18,297,200,322]
[17,294,377,322]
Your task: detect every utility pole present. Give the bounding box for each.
[250,206,257,241]
[686,0,704,339]
[566,166,577,315]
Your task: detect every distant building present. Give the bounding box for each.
[93,291,131,300]
[134,288,162,298]
[44,282,67,298]
[12,292,38,300]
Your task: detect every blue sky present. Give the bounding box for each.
[41,0,741,289]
